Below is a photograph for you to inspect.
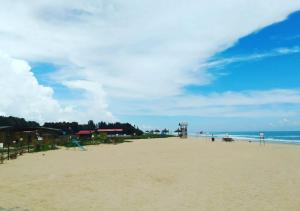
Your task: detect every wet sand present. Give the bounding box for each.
[1,137,300,211]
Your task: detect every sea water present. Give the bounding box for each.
[194,131,300,144]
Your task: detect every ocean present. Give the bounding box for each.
[194,131,300,144]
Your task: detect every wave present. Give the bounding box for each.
[192,131,300,144]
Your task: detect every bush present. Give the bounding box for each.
[93,133,108,143]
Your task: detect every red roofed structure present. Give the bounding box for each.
[76,130,95,135]
[76,129,124,139]
[98,128,124,136]
[97,129,123,132]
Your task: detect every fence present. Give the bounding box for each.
[0,135,68,164]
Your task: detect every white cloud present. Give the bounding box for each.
[0,53,66,122]
[0,53,115,123]
[178,89,300,108]
[62,80,115,121]
[111,89,300,118]
[203,46,300,69]
[0,1,300,122]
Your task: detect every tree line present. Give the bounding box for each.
[0,116,143,135]
[0,116,40,129]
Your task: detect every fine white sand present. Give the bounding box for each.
[1,137,300,211]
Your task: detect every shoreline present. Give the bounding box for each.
[192,135,300,145]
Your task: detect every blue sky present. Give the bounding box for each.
[1,1,300,133]
[121,10,300,132]
[187,10,300,93]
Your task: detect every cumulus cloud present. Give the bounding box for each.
[62,80,115,121]
[0,53,66,122]
[0,1,300,122]
[0,53,114,122]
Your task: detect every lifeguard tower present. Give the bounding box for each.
[179,122,188,139]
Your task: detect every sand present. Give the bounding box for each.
[1,137,300,211]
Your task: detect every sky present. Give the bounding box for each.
[0,1,300,132]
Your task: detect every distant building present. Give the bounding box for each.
[76,130,95,139]
[97,129,124,136]
[0,126,63,147]
[0,126,13,146]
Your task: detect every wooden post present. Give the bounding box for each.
[19,138,23,155]
[4,129,10,160]
[7,142,10,160]
[12,140,17,159]
[0,143,3,164]
[0,150,3,164]
[28,133,31,153]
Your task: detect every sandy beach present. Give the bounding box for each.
[1,137,300,211]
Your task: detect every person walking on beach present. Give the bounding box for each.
[211,134,215,142]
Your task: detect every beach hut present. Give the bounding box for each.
[18,127,63,151]
[0,126,12,144]
[154,129,160,135]
[161,129,169,136]
[0,126,63,162]
[174,129,181,136]
[76,130,95,139]
[0,126,13,161]
[97,128,124,136]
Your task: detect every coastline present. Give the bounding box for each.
[192,133,300,145]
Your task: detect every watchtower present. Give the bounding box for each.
[179,122,188,139]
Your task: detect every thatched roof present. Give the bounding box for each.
[174,129,181,133]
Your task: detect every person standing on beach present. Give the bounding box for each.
[211,134,215,142]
